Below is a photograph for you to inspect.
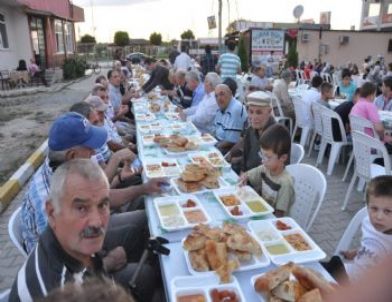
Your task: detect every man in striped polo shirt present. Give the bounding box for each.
[216,40,242,81]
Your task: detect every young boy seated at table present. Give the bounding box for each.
[317,82,334,108]
[239,124,294,217]
[323,176,392,283]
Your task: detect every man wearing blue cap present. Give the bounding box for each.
[20,112,164,262]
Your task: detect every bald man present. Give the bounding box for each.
[213,84,248,154]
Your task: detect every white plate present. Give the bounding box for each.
[188,134,218,146]
[165,112,181,121]
[248,217,326,265]
[154,195,211,232]
[182,230,270,277]
[141,134,156,146]
[170,176,229,195]
[213,186,274,220]
[137,122,162,134]
[188,152,230,169]
[135,113,156,122]
[171,275,246,302]
[250,265,334,302]
[143,159,182,179]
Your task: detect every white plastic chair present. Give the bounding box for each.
[292,97,313,148]
[8,207,28,257]
[342,131,391,210]
[307,102,324,157]
[295,69,305,85]
[270,92,293,135]
[0,289,10,302]
[316,106,352,176]
[342,115,381,181]
[286,163,327,231]
[321,72,332,83]
[290,143,304,164]
[334,207,367,255]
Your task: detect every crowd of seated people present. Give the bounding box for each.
[9,49,392,302]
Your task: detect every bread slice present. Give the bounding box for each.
[292,265,335,296]
[176,179,203,193]
[297,288,323,302]
[271,280,307,302]
[254,262,294,293]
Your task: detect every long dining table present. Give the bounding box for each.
[132,84,334,301]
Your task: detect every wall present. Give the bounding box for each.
[0,5,32,70]
[297,30,392,68]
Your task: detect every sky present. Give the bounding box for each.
[72,0,362,43]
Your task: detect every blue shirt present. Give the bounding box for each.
[191,82,205,108]
[374,94,392,111]
[21,159,53,253]
[214,98,248,143]
[338,81,357,102]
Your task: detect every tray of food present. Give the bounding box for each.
[189,151,230,169]
[188,133,218,146]
[143,159,182,178]
[248,218,326,265]
[138,121,162,134]
[251,262,335,302]
[171,274,245,302]
[171,163,229,194]
[135,112,156,122]
[183,223,270,283]
[154,195,211,232]
[213,186,274,220]
[169,122,199,135]
[154,134,199,154]
[165,112,181,121]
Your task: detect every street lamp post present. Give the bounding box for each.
[218,0,223,53]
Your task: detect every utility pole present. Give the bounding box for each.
[218,0,223,53]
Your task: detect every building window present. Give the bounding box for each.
[368,3,380,17]
[55,20,64,53]
[0,13,9,49]
[388,4,392,14]
[65,22,74,53]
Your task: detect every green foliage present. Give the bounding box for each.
[63,57,86,80]
[149,32,162,46]
[180,29,195,40]
[80,34,96,44]
[287,43,298,68]
[113,31,130,46]
[237,35,249,73]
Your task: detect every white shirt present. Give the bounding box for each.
[187,91,218,134]
[173,52,193,71]
[301,87,320,127]
[345,215,392,280]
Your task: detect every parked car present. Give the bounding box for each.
[126,52,147,64]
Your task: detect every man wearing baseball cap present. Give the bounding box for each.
[229,91,277,173]
[19,112,163,298]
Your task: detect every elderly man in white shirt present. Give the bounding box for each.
[180,72,221,134]
[173,45,193,71]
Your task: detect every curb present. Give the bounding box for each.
[0,140,48,213]
[0,72,93,98]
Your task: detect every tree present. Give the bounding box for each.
[149,32,162,46]
[180,29,195,40]
[113,31,130,47]
[80,34,96,44]
[226,18,250,34]
[237,35,249,73]
[287,43,298,68]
